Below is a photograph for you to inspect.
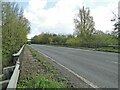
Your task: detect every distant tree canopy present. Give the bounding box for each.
[2,2,30,67]
[74,6,95,42]
[31,30,118,48]
[31,33,67,46]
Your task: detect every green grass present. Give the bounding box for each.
[28,45,53,71]
[0,49,1,63]
[38,44,119,53]
[17,45,67,88]
[0,33,2,64]
[0,49,2,74]
[95,47,119,53]
[17,74,66,88]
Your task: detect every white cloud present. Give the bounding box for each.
[25,0,83,38]
[84,0,119,32]
[24,0,118,39]
[29,0,47,11]
[91,5,117,32]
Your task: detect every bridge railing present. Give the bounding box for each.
[2,45,25,90]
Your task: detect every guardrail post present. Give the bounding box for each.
[3,66,15,80]
[13,56,19,65]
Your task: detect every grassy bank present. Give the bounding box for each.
[17,74,66,88]
[95,47,119,53]
[0,49,2,74]
[17,45,68,88]
[0,49,1,63]
[36,44,119,53]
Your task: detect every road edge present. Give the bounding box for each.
[32,47,99,89]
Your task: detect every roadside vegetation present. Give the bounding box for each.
[0,30,2,65]
[0,2,2,68]
[18,75,66,88]
[2,3,119,68]
[17,46,70,88]
[2,1,119,89]
[31,7,119,53]
[2,2,30,67]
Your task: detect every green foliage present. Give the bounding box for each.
[74,6,95,42]
[2,2,30,67]
[91,31,118,48]
[17,75,66,88]
[31,33,67,46]
[31,33,51,44]
[66,38,80,47]
[96,47,119,53]
[0,16,2,65]
[31,31,118,50]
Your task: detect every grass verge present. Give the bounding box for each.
[17,74,66,88]
[17,45,68,88]
[95,47,119,53]
[37,44,119,53]
[0,49,1,63]
[28,45,53,71]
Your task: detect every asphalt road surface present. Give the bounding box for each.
[31,44,118,88]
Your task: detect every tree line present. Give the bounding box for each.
[31,31,118,48]
[31,6,118,48]
[2,2,30,67]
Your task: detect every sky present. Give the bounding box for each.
[17,0,119,39]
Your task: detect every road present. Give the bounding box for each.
[31,44,118,88]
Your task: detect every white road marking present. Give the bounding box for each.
[111,61,119,64]
[34,48,99,88]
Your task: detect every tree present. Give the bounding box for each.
[2,2,30,67]
[91,30,118,48]
[111,12,119,46]
[66,38,80,47]
[74,6,95,44]
[111,12,120,37]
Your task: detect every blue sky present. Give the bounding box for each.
[44,1,57,10]
[18,1,57,10]
[85,2,107,8]
[18,2,28,9]
[18,1,57,11]
[16,0,118,39]
[18,1,113,11]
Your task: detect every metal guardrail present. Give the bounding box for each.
[5,44,25,89]
[13,45,25,57]
[6,60,20,89]
[12,45,25,65]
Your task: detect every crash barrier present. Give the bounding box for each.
[0,45,25,90]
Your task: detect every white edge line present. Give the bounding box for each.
[111,61,120,64]
[34,48,99,88]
